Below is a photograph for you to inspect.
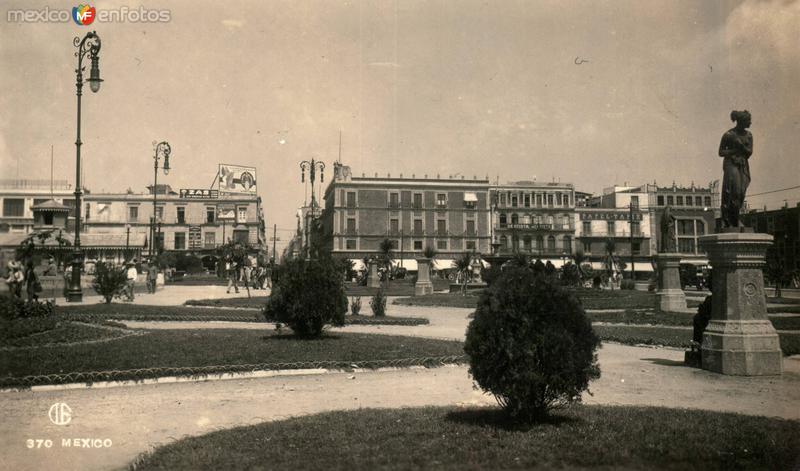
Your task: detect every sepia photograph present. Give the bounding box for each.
[1,1,799,469]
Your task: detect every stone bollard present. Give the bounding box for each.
[698,231,782,376]
[655,253,686,312]
[414,258,434,296]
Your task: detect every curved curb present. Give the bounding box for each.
[0,356,468,392]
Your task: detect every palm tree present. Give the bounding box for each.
[453,252,473,296]
[378,238,394,280]
[572,247,589,281]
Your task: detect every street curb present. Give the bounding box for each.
[0,364,462,394]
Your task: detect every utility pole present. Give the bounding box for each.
[629,200,636,280]
[272,224,277,264]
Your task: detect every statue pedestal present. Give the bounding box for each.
[699,232,782,376]
[655,254,686,312]
[367,261,381,288]
[414,258,434,296]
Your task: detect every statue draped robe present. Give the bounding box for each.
[718,128,752,227]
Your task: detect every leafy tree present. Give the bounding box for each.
[764,246,795,298]
[560,261,581,287]
[91,261,128,304]
[465,268,601,421]
[378,238,394,274]
[422,245,437,260]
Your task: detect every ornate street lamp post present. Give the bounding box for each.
[67,31,103,302]
[299,159,325,258]
[150,141,171,259]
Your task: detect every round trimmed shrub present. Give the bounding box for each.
[464,268,601,420]
[264,258,347,337]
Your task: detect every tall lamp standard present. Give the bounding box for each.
[67,31,103,302]
[299,159,325,258]
[150,141,171,259]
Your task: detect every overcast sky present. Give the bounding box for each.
[1,0,798,243]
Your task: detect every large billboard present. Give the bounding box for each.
[218,164,257,194]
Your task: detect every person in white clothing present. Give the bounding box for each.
[125,262,138,302]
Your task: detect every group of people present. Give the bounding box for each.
[119,259,161,302]
[4,257,59,301]
[222,255,272,294]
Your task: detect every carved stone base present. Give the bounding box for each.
[414,282,434,296]
[655,254,686,312]
[367,262,381,288]
[698,232,782,376]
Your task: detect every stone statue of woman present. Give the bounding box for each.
[660,206,677,252]
[718,110,753,228]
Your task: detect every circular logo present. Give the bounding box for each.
[743,283,758,297]
[72,5,96,25]
[48,403,72,426]
[239,171,256,191]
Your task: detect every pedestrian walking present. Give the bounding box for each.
[5,261,24,298]
[146,260,159,294]
[24,261,41,302]
[226,256,239,294]
[125,262,138,302]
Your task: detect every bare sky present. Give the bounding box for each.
[1,0,798,241]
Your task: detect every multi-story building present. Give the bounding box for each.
[490,181,576,261]
[743,203,800,271]
[83,185,264,255]
[642,182,719,261]
[576,186,653,277]
[320,164,491,269]
[0,179,77,234]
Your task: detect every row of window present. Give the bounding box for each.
[581,220,642,236]
[124,205,248,224]
[657,194,712,208]
[344,191,479,209]
[498,234,572,253]
[2,198,75,218]
[343,217,478,235]
[497,213,571,228]
[494,191,573,208]
[344,239,479,252]
[166,229,250,250]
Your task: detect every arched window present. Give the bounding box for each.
[523,214,531,225]
[511,234,519,250]
[523,236,532,251]
[511,213,519,224]
[546,215,554,226]
[500,235,508,248]
[547,235,556,251]
[563,235,572,254]
[499,213,507,227]
[536,235,544,250]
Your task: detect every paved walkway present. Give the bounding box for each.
[2,292,799,471]
[62,284,266,307]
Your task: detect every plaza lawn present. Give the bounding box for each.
[131,405,800,471]
[57,304,264,322]
[588,310,800,331]
[0,321,131,348]
[0,329,464,387]
[184,297,269,308]
[592,324,800,355]
[395,289,666,310]
[56,303,427,325]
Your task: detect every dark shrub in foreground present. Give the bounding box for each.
[620,279,636,290]
[465,268,601,421]
[370,289,387,317]
[264,258,347,337]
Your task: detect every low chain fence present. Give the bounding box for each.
[61,312,429,326]
[0,355,469,389]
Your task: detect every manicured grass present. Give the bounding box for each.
[185,297,269,308]
[0,329,464,386]
[131,405,800,471]
[396,289,662,310]
[56,303,427,326]
[393,292,482,308]
[589,310,800,331]
[0,321,131,348]
[57,304,264,322]
[593,324,800,355]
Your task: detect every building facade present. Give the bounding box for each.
[743,203,800,271]
[0,179,77,234]
[83,186,264,254]
[490,181,576,261]
[320,164,491,268]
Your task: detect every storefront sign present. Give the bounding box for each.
[180,189,219,199]
[188,226,202,249]
[579,212,642,222]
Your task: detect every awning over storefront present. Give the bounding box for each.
[349,259,366,271]
[391,259,419,272]
[433,259,456,271]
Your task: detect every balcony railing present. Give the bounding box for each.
[435,202,447,209]
[388,202,401,209]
